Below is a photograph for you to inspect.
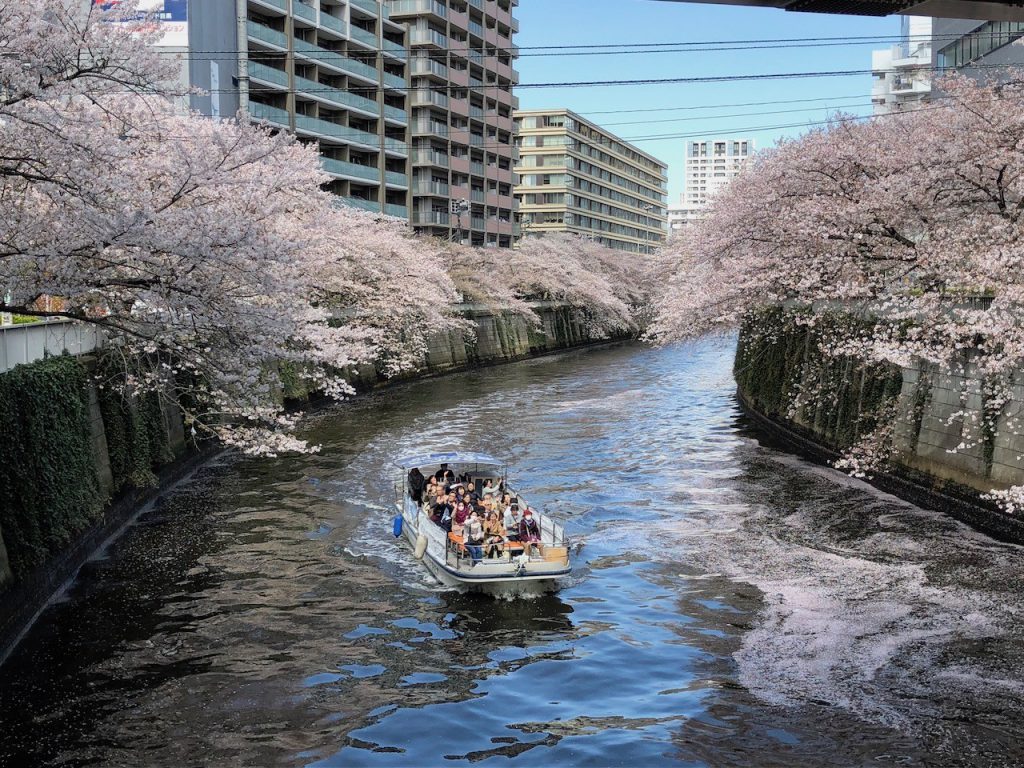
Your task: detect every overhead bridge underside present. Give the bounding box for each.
[654,0,1024,21]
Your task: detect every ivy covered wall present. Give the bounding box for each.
[0,355,181,588]
[735,307,1024,497]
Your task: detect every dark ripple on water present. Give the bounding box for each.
[2,339,1024,766]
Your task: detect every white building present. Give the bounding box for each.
[678,137,753,227]
[667,200,689,238]
[871,17,932,115]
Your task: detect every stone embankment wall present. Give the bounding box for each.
[0,304,618,661]
[735,308,1024,542]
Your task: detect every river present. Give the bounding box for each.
[2,338,1024,767]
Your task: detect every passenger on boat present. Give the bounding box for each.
[482,479,500,497]
[518,509,541,553]
[408,468,426,504]
[483,510,507,558]
[433,463,451,482]
[503,501,521,541]
[452,502,470,538]
[432,493,453,531]
[465,482,480,502]
[465,511,485,564]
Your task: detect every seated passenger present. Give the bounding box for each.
[465,511,485,564]
[503,501,521,541]
[518,509,541,553]
[432,493,453,531]
[466,482,480,502]
[483,510,506,559]
[451,502,470,538]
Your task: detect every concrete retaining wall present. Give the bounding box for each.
[736,314,1024,543]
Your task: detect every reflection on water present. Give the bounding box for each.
[2,339,1024,767]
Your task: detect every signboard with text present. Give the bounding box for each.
[93,0,188,47]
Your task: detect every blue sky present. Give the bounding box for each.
[514,0,898,203]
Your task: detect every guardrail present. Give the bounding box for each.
[0,319,103,374]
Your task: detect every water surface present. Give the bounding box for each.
[2,339,1024,766]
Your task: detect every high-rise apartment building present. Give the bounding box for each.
[871,17,932,115]
[513,109,668,254]
[187,1,411,219]
[678,138,753,226]
[388,0,520,247]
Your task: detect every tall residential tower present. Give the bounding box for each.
[188,0,412,218]
[388,0,520,247]
[677,137,753,227]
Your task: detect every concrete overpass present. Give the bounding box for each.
[654,0,1024,21]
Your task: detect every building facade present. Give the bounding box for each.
[932,19,1024,77]
[388,0,519,247]
[666,200,688,238]
[871,17,932,115]
[513,109,668,254]
[187,0,411,218]
[678,137,753,226]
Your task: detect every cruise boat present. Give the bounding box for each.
[392,451,572,597]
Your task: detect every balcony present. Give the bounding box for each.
[250,101,291,128]
[385,203,409,218]
[382,38,407,62]
[383,103,408,123]
[321,157,381,182]
[411,88,449,108]
[387,0,447,19]
[247,20,288,50]
[450,155,470,173]
[249,0,287,13]
[451,184,471,200]
[343,196,382,213]
[320,12,347,35]
[470,160,485,176]
[484,26,499,46]
[351,0,379,17]
[449,8,469,27]
[413,149,450,167]
[294,73,379,115]
[350,25,377,49]
[410,28,447,48]
[411,57,448,79]
[293,39,379,82]
[413,180,450,196]
[383,70,407,90]
[293,0,317,23]
[248,60,289,89]
[413,121,449,137]
[413,211,451,226]
[449,97,469,116]
[470,189,485,203]
[386,170,409,187]
[449,66,470,86]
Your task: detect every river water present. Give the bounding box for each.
[3,338,1024,767]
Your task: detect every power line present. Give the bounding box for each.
[579,93,871,116]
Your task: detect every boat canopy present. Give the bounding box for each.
[393,451,505,470]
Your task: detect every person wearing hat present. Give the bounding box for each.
[518,508,541,555]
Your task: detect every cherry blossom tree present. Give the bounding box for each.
[443,233,642,337]
[0,0,460,454]
[650,71,1024,507]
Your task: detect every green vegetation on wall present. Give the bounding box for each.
[736,307,904,451]
[0,355,102,579]
[96,361,172,492]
